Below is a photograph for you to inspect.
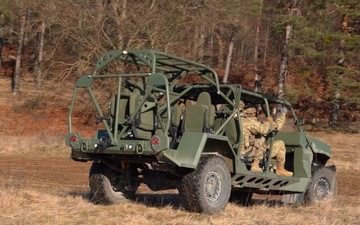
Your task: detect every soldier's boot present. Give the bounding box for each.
[250,159,263,173]
[276,163,293,176]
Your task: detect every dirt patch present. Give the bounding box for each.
[0,156,90,194]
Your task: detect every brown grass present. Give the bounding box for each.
[0,186,359,225]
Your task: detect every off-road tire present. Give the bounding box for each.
[282,166,338,205]
[89,161,137,204]
[304,166,338,204]
[180,155,231,214]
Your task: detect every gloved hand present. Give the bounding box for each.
[281,107,288,114]
[266,117,274,123]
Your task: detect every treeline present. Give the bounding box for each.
[0,0,359,126]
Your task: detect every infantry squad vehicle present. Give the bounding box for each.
[66,50,337,214]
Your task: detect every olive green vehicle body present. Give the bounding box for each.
[66,50,333,196]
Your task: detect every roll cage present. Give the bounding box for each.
[68,50,302,148]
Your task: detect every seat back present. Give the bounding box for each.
[110,87,132,130]
[225,117,240,147]
[109,81,160,139]
[129,81,157,139]
[214,105,240,147]
[110,94,129,124]
[171,104,183,128]
[214,105,228,134]
[183,92,215,132]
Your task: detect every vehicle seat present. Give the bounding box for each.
[183,92,215,132]
[215,105,240,148]
[172,104,183,129]
[129,81,156,139]
[110,93,130,125]
[214,105,229,134]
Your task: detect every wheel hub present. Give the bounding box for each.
[205,171,222,203]
[314,177,330,200]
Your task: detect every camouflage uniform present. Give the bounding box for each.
[240,113,287,164]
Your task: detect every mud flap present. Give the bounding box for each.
[173,132,208,168]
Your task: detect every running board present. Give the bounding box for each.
[231,172,309,192]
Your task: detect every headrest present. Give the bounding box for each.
[196,92,211,105]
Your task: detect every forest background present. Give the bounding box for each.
[0,0,359,130]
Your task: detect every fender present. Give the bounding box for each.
[160,132,235,170]
[306,136,332,158]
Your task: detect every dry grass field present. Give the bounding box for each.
[0,77,359,225]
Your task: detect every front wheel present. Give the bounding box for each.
[180,155,231,214]
[305,166,338,204]
[89,161,138,204]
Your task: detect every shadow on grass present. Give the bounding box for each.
[67,190,284,211]
[135,193,183,209]
[229,196,284,208]
[68,191,92,201]
[67,191,184,209]
[251,198,284,207]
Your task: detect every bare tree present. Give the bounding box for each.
[13,9,27,95]
[278,2,300,99]
[215,32,224,68]
[109,0,127,50]
[329,13,347,127]
[0,25,3,64]
[35,20,45,88]
[254,0,263,92]
[223,33,235,83]
[262,20,270,67]
[198,25,205,61]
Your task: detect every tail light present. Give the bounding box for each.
[150,135,160,150]
[69,135,78,147]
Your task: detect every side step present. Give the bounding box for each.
[231,172,299,191]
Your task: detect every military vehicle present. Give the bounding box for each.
[66,50,337,214]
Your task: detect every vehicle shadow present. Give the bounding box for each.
[67,191,284,210]
[68,191,92,200]
[67,191,184,209]
[134,193,183,209]
[250,198,284,207]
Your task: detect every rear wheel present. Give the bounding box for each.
[89,161,138,204]
[180,155,231,214]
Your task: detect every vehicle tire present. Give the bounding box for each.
[89,161,137,204]
[304,166,338,204]
[230,190,253,206]
[180,155,231,214]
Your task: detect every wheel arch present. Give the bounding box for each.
[203,138,236,173]
[312,152,330,166]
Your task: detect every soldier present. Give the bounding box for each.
[240,104,293,177]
